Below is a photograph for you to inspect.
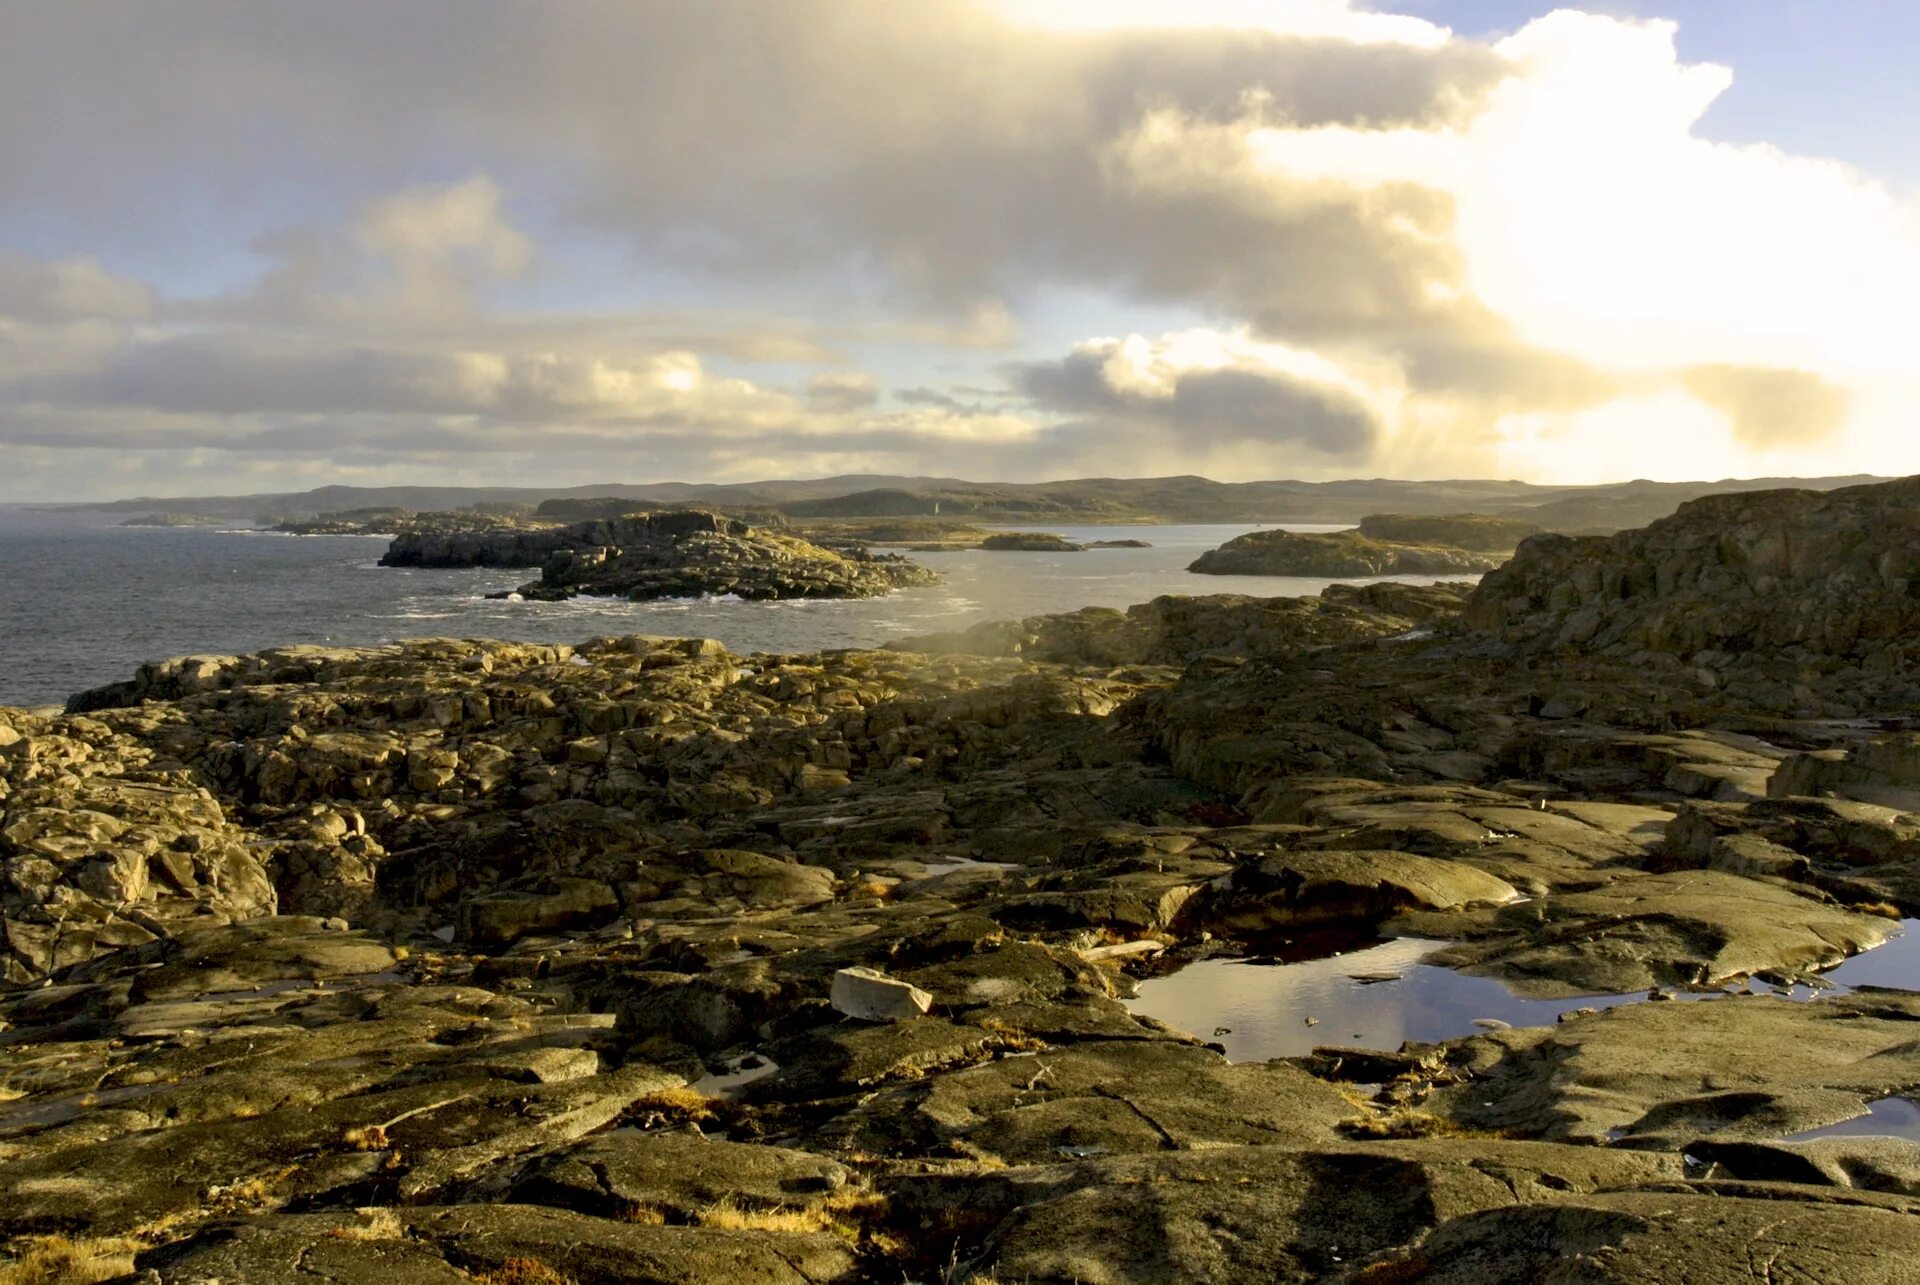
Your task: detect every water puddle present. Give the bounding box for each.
[1815,919,1920,991]
[1126,937,1703,1063]
[1127,915,1920,1065]
[1783,1096,1920,1144]
[692,1052,780,1098]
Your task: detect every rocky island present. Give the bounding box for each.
[1355,511,1542,551]
[800,523,1152,554]
[1189,525,1510,577]
[7,478,1920,1279]
[118,513,227,528]
[379,508,940,602]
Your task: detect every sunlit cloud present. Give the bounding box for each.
[993,0,1450,47]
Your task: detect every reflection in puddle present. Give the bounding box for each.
[1128,916,1920,1065]
[1125,938,1685,1063]
[692,1052,780,1098]
[1784,1096,1920,1144]
[1818,919,1920,991]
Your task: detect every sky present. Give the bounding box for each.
[4,1,1920,500]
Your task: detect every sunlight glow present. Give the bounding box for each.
[991,0,1450,47]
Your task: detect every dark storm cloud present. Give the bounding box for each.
[1014,345,1382,454]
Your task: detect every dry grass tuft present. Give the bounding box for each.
[324,1207,406,1242]
[1338,1085,1385,1110]
[1347,1253,1434,1283]
[471,1258,574,1285]
[1340,1109,1462,1140]
[202,1166,299,1214]
[342,1123,390,1150]
[695,1200,830,1235]
[1855,901,1906,920]
[623,1085,720,1130]
[690,1190,899,1252]
[0,1236,140,1285]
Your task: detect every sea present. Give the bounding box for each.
[0,508,1434,709]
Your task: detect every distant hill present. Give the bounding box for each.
[77,472,1892,533]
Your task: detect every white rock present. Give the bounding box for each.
[831,966,933,1021]
[1077,940,1166,962]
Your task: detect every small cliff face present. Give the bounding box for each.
[1466,477,1920,663]
[1189,528,1505,577]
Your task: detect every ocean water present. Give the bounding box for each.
[0,508,1439,708]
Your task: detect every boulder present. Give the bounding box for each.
[831,966,934,1021]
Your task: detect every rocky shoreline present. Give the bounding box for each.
[6,478,1920,1280]
[118,513,228,528]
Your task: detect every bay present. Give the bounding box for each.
[0,509,1441,708]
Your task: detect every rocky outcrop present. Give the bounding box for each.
[273,506,429,536]
[897,583,1473,667]
[1190,528,1506,577]
[1357,511,1540,551]
[377,508,940,601]
[981,532,1085,552]
[1465,476,1920,712]
[18,479,1920,1279]
[120,512,224,528]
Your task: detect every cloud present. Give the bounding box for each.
[1682,365,1850,450]
[0,252,153,323]
[806,372,879,414]
[2,3,1920,496]
[993,0,1451,47]
[1014,329,1383,456]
